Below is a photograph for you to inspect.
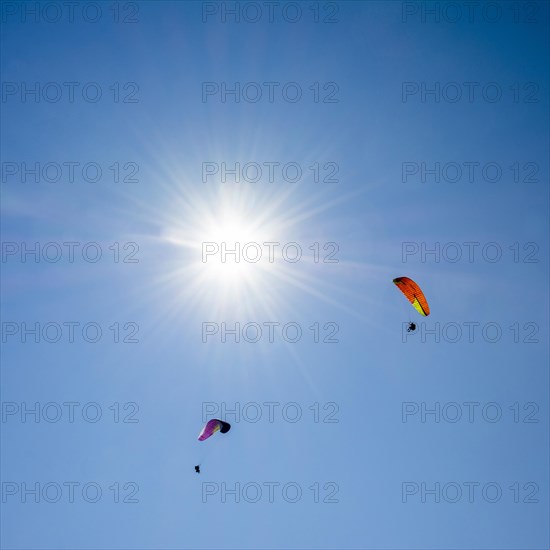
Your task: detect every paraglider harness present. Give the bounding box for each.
[407,322,416,332]
[195,465,200,473]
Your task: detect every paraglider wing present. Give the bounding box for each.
[393,277,430,316]
[198,419,231,441]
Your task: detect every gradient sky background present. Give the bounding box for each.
[1,1,549,549]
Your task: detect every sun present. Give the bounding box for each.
[199,211,272,288]
[155,186,293,318]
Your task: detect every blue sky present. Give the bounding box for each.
[1,1,549,549]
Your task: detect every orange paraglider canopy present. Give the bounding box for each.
[393,277,430,316]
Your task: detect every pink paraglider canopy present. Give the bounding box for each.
[198,419,231,441]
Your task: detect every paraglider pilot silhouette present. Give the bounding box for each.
[195,419,231,473]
